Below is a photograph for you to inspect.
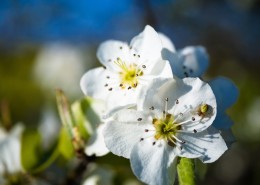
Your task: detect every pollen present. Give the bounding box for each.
[153,114,181,146]
[115,58,143,89]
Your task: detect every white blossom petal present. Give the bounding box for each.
[178,126,227,163]
[163,46,209,78]
[130,25,163,64]
[80,67,116,100]
[85,123,109,157]
[158,33,176,52]
[103,109,152,158]
[209,77,239,110]
[130,141,177,185]
[97,40,131,72]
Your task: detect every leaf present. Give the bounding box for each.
[58,127,74,160]
[177,157,196,185]
[21,129,41,171]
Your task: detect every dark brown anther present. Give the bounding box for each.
[137,118,142,121]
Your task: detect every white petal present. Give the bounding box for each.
[209,77,239,110]
[178,126,227,163]
[103,109,152,158]
[85,123,109,157]
[130,141,177,185]
[165,46,209,78]
[149,60,173,78]
[0,124,24,174]
[130,25,163,63]
[158,33,176,52]
[97,40,131,72]
[80,67,115,100]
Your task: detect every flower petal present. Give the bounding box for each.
[97,40,130,72]
[178,126,227,163]
[85,123,109,157]
[163,46,209,78]
[80,67,115,100]
[158,33,176,52]
[209,77,239,110]
[103,109,152,158]
[130,25,163,64]
[130,141,177,185]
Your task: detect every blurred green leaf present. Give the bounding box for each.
[21,129,41,171]
[58,127,74,160]
[177,157,196,185]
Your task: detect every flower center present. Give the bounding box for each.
[153,114,181,146]
[115,58,143,89]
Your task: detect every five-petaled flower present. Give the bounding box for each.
[103,77,228,185]
[80,25,173,115]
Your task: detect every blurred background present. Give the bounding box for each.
[0,0,260,185]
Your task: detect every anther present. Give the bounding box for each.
[133,83,137,87]
[108,88,113,91]
[103,66,106,69]
[142,65,146,68]
[119,84,123,87]
[193,129,197,133]
[192,117,195,121]
[138,55,140,58]
[119,46,123,49]
[106,76,110,79]
[145,129,149,132]
[165,97,169,102]
[152,142,156,145]
[133,54,136,56]
[140,138,144,141]
[176,99,179,104]
[128,86,132,90]
[149,106,154,110]
[117,57,120,60]
[137,118,142,121]
[104,84,108,87]
[184,72,188,77]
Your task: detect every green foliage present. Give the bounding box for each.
[177,157,196,185]
[58,127,74,160]
[21,129,42,171]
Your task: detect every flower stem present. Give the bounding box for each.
[177,157,196,185]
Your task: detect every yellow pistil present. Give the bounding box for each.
[115,58,143,88]
[153,114,181,146]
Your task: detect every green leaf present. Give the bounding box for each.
[21,129,42,171]
[58,127,74,159]
[177,157,196,185]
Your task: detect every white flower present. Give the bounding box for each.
[33,43,88,98]
[82,164,114,185]
[0,124,24,176]
[80,25,173,115]
[72,97,109,157]
[159,34,209,78]
[103,78,227,185]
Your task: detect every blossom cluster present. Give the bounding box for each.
[80,25,238,185]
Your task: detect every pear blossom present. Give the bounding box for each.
[159,33,209,78]
[80,25,173,114]
[72,97,109,157]
[103,78,227,185]
[0,124,24,180]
